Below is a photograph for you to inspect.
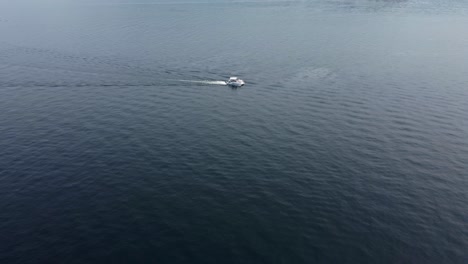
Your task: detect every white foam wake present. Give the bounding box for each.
[175,80,227,86]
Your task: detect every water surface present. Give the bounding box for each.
[0,0,467,263]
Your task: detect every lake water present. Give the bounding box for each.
[0,0,467,263]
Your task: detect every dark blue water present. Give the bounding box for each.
[1,0,467,263]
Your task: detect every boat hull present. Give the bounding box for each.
[226,81,245,87]
[226,82,244,87]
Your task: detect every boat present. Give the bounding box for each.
[226,77,245,87]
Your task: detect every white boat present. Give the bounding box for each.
[226,77,245,87]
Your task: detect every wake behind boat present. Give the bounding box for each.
[226,77,245,87]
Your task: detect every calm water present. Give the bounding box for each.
[1,0,467,263]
